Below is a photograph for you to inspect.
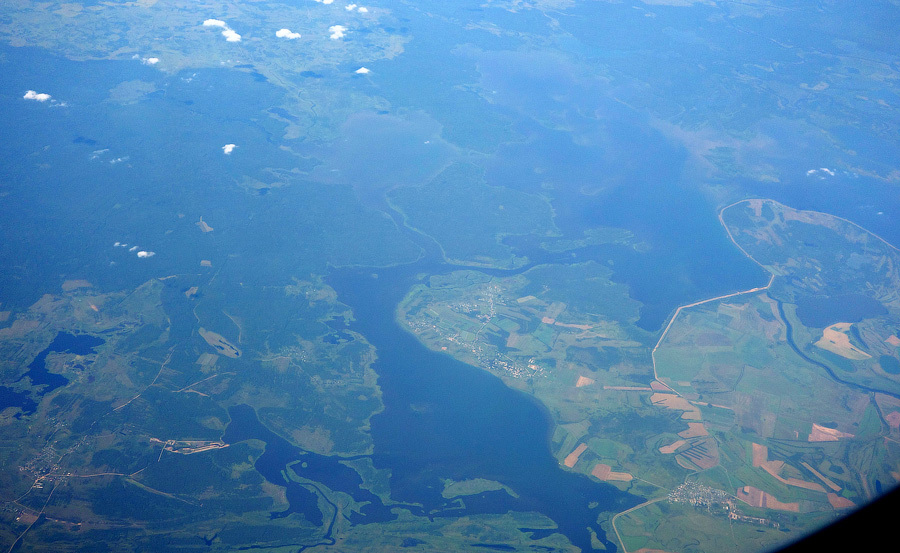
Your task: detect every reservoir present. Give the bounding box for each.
[794,293,888,329]
[328,261,643,553]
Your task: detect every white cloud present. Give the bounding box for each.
[113,241,122,247]
[329,25,347,39]
[806,167,836,179]
[222,29,242,42]
[222,144,236,155]
[355,67,370,74]
[276,28,302,39]
[314,0,335,4]
[134,55,160,65]
[203,19,241,42]
[346,4,358,10]
[109,156,129,164]
[137,251,155,258]
[357,6,368,12]
[23,90,52,102]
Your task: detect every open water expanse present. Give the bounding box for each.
[328,257,643,552]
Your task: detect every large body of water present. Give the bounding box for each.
[328,258,643,552]
[215,244,646,552]
[473,83,759,329]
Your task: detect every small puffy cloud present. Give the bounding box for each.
[222,29,242,42]
[329,25,347,39]
[222,144,236,155]
[134,55,160,65]
[112,242,156,258]
[346,3,357,10]
[203,19,241,42]
[314,0,335,4]
[806,167,836,179]
[24,90,52,102]
[276,28,302,39]
[357,6,368,12]
[355,67,370,74]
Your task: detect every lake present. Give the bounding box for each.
[328,259,643,553]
